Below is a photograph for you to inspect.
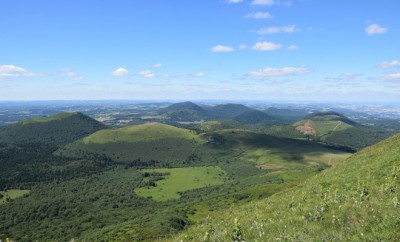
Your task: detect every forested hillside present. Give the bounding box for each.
[0,112,106,146]
[0,112,107,190]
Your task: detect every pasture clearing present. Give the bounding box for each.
[0,190,30,204]
[135,166,227,201]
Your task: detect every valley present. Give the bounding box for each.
[0,101,399,241]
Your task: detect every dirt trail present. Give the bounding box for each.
[332,121,342,132]
[256,165,285,169]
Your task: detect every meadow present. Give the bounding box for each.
[135,166,227,201]
[0,190,30,204]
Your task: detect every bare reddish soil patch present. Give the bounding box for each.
[256,165,285,169]
[296,120,316,135]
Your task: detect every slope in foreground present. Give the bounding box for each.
[172,133,400,241]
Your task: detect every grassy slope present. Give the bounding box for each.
[135,167,227,201]
[171,133,400,241]
[57,123,206,163]
[294,119,352,137]
[209,129,350,168]
[82,122,203,144]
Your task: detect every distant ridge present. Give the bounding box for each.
[208,104,254,118]
[159,102,211,122]
[304,111,357,125]
[159,102,266,122]
[0,112,107,146]
[233,110,275,124]
[159,101,203,113]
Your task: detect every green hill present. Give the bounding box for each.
[170,133,400,241]
[0,112,107,146]
[267,111,391,151]
[304,111,357,125]
[0,112,108,190]
[57,122,206,163]
[294,112,355,137]
[82,122,202,144]
[159,101,203,113]
[160,102,211,122]
[159,102,261,122]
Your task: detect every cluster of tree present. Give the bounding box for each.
[0,112,106,146]
[0,139,122,189]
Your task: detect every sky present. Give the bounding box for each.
[0,0,399,103]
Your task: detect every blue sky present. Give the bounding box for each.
[0,0,399,102]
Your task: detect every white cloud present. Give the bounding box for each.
[0,65,26,76]
[70,76,84,81]
[245,12,273,19]
[251,0,275,6]
[0,65,42,77]
[257,25,298,34]
[286,45,298,51]
[378,60,400,68]
[65,71,78,77]
[210,45,235,52]
[162,72,205,79]
[62,71,84,81]
[138,70,155,78]
[323,73,363,84]
[252,41,282,51]
[381,73,400,82]
[112,68,129,76]
[249,67,309,77]
[153,63,163,68]
[365,24,387,35]
[227,0,243,3]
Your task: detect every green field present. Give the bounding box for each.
[82,122,204,144]
[135,167,227,201]
[0,190,30,204]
